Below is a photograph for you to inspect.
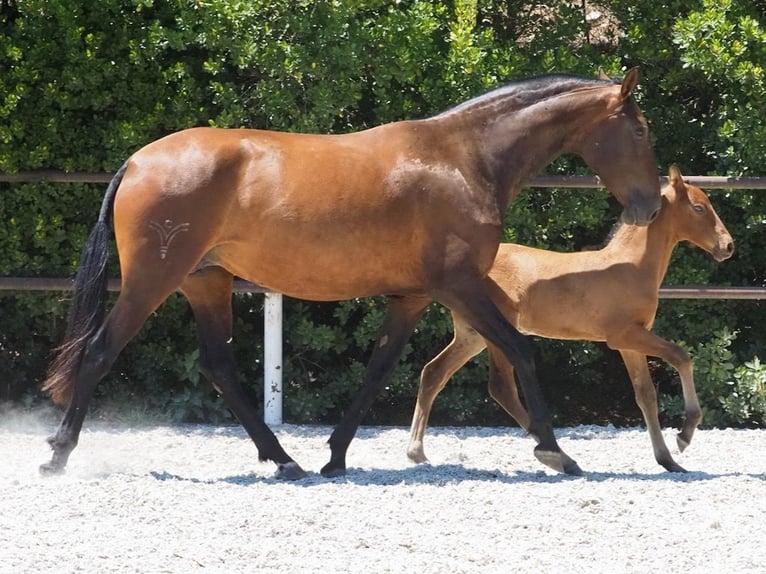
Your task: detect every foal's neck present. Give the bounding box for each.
[606,198,678,288]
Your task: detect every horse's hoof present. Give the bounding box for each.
[39,462,64,477]
[676,433,690,453]
[534,447,583,476]
[275,462,307,481]
[662,460,688,473]
[320,463,346,478]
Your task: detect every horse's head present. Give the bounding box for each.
[665,165,734,262]
[577,68,662,226]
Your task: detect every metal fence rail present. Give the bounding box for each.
[1,278,764,299]
[3,170,766,189]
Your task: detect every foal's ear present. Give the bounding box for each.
[597,67,611,81]
[668,164,687,194]
[620,67,640,99]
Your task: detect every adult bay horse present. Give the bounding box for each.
[40,69,661,479]
[407,165,733,472]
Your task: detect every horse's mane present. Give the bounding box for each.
[435,75,613,118]
[600,218,627,248]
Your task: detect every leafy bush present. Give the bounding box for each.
[660,329,766,427]
[1,0,765,428]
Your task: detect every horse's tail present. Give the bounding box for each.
[42,162,128,406]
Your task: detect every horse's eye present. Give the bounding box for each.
[693,204,705,214]
[634,126,646,138]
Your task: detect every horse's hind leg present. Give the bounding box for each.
[40,288,169,474]
[323,295,431,477]
[618,349,686,472]
[407,313,485,464]
[433,276,581,475]
[179,267,305,480]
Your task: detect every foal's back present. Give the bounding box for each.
[489,240,650,342]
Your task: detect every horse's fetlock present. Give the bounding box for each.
[47,433,77,452]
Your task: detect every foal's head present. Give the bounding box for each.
[665,165,734,262]
[576,68,661,226]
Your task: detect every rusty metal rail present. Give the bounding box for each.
[0,278,763,299]
[3,171,766,189]
[0,277,266,293]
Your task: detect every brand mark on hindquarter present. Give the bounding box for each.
[149,219,190,259]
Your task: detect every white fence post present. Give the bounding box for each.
[263,292,283,425]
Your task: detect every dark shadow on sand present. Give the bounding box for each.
[148,464,766,488]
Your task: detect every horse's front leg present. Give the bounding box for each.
[663,344,701,452]
[322,295,431,477]
[434,276,581,476]
[617,349,686,472]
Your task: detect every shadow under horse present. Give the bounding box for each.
[41,69,661,479]
[408,165,733,472]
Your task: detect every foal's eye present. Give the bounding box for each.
[693,204,705,214]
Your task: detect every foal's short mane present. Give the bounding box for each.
[435,75,613,118]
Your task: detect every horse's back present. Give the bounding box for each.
[112,125,502,301]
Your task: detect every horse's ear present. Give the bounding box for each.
[668,164,686,194]
[597,67,611,81]
[620,66,640,99]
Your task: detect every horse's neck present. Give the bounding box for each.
[606,206,678,288]
[432,85,612,208]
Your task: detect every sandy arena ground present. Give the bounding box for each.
[1,413,764,573]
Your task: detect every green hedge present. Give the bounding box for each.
[1,0,765,428]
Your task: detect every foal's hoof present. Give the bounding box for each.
[534,447,583,476]
[39,461,65,477]
[320,462,347,478]
[274,462,307,481]
[406,446,429,465]
[676,433,691,453]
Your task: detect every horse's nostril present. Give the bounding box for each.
[648,207,660,224]
[726,242,734,254]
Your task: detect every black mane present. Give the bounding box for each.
[436,74,613,117]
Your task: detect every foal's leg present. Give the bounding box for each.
[179,267,305,480]
[610,326,701,462]
[617,349,686,473]
[434,276,581,475]
[322,295,431,477]
[407,313,486,464]
[485,344,531,430]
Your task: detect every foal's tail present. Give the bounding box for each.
[42,162,128,406]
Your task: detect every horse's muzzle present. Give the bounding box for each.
[622,193,662,226]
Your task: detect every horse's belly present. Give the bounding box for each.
[209,242,425,302]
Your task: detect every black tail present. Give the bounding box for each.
[43,162,128,406]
